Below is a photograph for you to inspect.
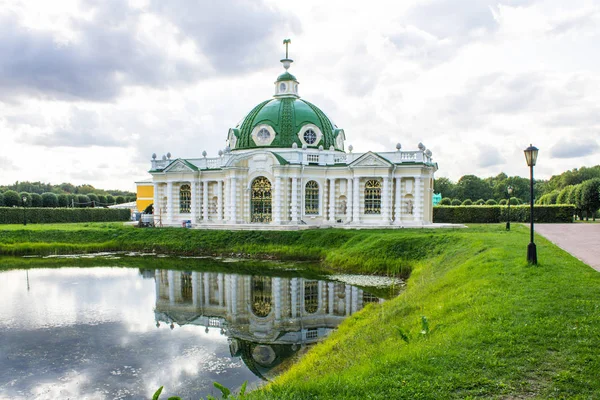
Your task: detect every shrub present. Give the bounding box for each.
[0,192,4,207]
[42,192,59,207]
[498,199,508,205]
[433,205,575,223]
[451,199,461,206]
[57,194,68,207]
[0,207,131,224]
[87,193,99,206]
[485,199,497,205]
[97,195,107,205]
[462,199,473,206]
[557,185,574,204]
[3,190,21,207]
[440,198,452,205]
[475,199,485,205]
[106,195,115,205]
[31,193,43,207]
[116,196,125,204]
[509,197,520,205]
[77,195,90,208]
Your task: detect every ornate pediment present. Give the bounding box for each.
[164,159,196,173]
[350,152,392,168]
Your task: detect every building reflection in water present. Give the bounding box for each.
[153,270,382,381]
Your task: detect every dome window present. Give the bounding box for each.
[257,128,271,143]
[303,129,317,145]
[279,82,287,92]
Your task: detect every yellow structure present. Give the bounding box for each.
[136,180,154,212]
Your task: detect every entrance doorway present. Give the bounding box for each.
[251,177,272,223]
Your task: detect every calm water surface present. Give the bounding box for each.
[0,259,395,399]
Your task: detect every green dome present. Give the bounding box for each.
[233,97,343,150]
[276,71,297,82]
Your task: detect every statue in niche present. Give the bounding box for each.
[340,199,347,215]
[406,199,414,215]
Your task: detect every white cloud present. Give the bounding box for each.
[1,0,600,190]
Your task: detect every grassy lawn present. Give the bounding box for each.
[1,223,599,398]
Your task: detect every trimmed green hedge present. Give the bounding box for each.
[434,205,575,223]
[0,207,131,224]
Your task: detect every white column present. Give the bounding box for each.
[415,176,422,223]
[203,272,210,305]
[318,281,324,311]
[218,273,224,306]
[203,181,209,221]
[192,271,199,308]
[273,277,281,320]
[345,284,351,316]
[382,177,390,223]
[346,178,353,223]
[230,176,237,223]
[273,176,282,224]
[217,180,223,221]
[154,270,160,300]
[291,177,298,223]
[328,178,336,223]
[395,177,402,224]
[153,183,160,223]
[224,178,230,221]
[351,286,359,314]
[190,181,197,223]
[353,177,360,222]
[166,181,173,224]
[328,282,335,315]
[168,270,175,305]
[231,275,238,318]
[291,278,298,317]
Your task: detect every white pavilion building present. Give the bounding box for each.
[147,45,438,228]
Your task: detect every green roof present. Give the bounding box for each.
[233,98,341,151]
[276,72,297,82]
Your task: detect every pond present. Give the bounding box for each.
[0,255,401,399]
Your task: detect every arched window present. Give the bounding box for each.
[251,276,272,317]
[364,180,381,214]
[305,181,319,215]
[180,184,191,213]
[304,280,319,313]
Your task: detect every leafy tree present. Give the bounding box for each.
[106,195,115,205]
[509,197,520,206]
[98,195,107,205]
[116,196,125,204]
[434,177,456,199]
[3,190,20,206]
[462,199,473,206]
[485,199,497,205]
[456,175,492,201]
[67,194,77,207]
[451,199,461,206]
[579,178,600,221]
[57,194,69,207]
[31,193,43,207]
[556,185,574,204]
[0,192,4,206]
[42,192,59,207]
[19,192,32,207]
[440,198,452,205]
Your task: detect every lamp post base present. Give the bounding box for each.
[506,221,510,231]
[527,242,537,265]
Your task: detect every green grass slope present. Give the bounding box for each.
[252,225,600,399]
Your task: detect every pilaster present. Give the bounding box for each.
[217,180,223,221]
[328,178,336,222]
[291,177,298,222]
[395,177,402,224]
[346,178,353,223]
[203,181,209,221]
[353,177,360,222]
[166,181,173,223]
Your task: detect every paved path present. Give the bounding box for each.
[535,223,600,272]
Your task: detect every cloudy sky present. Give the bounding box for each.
[1,0,599,191]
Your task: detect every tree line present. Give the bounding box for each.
[0,181,136,208]
[435,165,600,220]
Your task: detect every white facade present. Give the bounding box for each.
[147,50,437,228]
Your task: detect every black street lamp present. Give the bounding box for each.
[524,144,539,264]
[506,185,513,231]
[22,195,27,226]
